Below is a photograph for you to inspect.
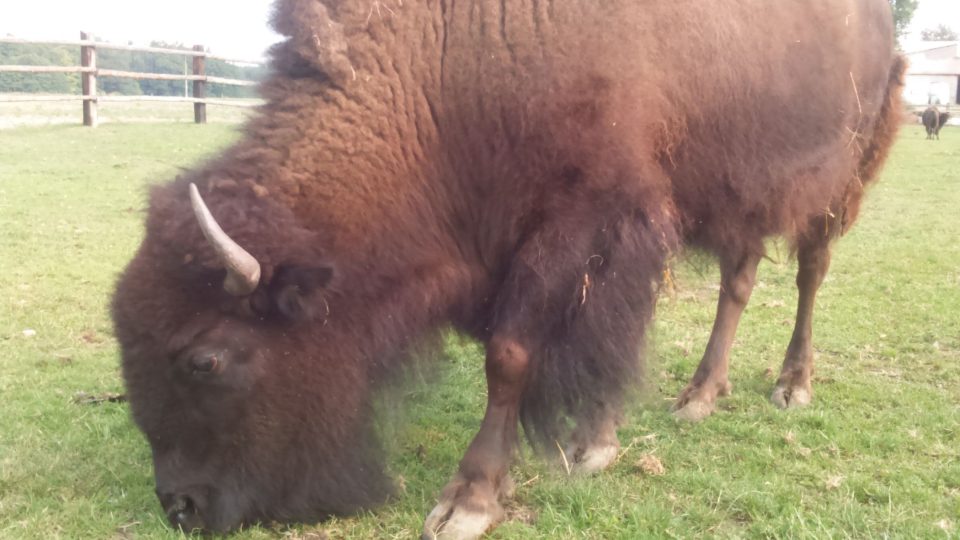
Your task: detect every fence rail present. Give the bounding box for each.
[0,94,262,107]
[0,33,265,126]
[0,65,94,74]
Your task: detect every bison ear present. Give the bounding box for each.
[270,265,334,322]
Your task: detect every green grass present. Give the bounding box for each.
[1,123,958,539]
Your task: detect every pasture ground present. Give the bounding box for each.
[0,96,257,129]
[0,121,958,539]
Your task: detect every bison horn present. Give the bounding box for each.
[188,183,261,296]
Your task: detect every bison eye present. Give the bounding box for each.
[190,353,219,374]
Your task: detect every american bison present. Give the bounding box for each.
[922,106,950,139]
[111,0,906,537]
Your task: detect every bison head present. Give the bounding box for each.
[112,181,390,533]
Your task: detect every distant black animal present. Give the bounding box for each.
[111,0,906,538]
[922,107,950,139]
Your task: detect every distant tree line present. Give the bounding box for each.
[0,40,265,97]
[920,24,958,42]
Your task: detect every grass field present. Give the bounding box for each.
[0,121,958,539]
[0,96,257,129]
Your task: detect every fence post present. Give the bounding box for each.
[192,45,206,124]
[80,31,97,127]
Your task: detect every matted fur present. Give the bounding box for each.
[112,0,905,532]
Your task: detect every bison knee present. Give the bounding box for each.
[485,337,530,403]
[722,266,756,306]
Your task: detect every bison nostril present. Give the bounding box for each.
[165,494,202,531]
[190,352,219,374]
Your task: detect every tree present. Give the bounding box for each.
[135,42,191,96]
[0,43,79,93]
[206,58,264,98]
[889,0,919,44]
[0,40,262,97]
[98,48,142,95]
[920,24,959,41]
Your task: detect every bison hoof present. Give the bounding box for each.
[672,399,714,422]
[421,474,506,540]
[421,508,496,540]
[672,379,731,422]
[564,441,619,475]
[770,385,812,409]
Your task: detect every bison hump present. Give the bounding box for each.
[270,0,355,86]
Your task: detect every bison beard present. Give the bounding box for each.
[111,0,905,538]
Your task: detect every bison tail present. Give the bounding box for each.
[517,206,677,452]
[838,54,907,234]
[856,54,907,187]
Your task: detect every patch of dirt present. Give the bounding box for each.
[80,330,104,344]
[504,503,538,526]
[635,453,666,476]
[112,521,139,539]
[824,474,845,490]
[284,532,330,540]
[72,392,126,405]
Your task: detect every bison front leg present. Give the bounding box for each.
[424,193,667,537]
[771,236,832,409]
[563,403,621,475]
[422,336,528,540]
[674,251,761,421]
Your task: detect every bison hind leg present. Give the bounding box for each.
[771,231,833,410]
[673,249,761,422]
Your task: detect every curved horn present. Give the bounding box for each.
[189,183,261,296]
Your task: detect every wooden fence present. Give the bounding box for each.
[0,33,264,127]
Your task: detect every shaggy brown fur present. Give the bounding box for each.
[111,0,905,536]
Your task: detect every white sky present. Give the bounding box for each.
[901,0,960,43]
[0,0,281,61]
[1,0,959,61]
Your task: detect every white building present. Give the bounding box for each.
[902,41,960,107]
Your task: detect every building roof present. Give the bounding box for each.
[902,41,959,54]
[903,41,960,76]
